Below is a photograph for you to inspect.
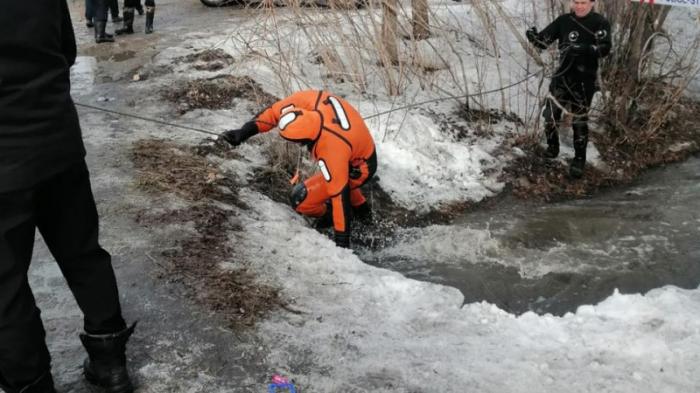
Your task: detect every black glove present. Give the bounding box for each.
[334,231,350,248]
[221,121,258,147]
[569,43,598,56]
[525,27,538,44]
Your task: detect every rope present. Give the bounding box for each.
[75,69,543,135]
[74,102,221,137]
[363,70,543,120]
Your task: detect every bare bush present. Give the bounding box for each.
[208,0,697,171]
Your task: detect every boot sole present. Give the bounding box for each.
[84,370,134,393]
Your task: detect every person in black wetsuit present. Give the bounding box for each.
[526,0,611,178]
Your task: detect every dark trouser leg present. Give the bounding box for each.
[569,116,589,179]
[43,163,135,393]
[85,0,95,27]
[572,117,589,161]
[0,190,53,392]
[542,96,562,158]
[569,81,595,179]
[94,0,115,42]
[115,7,135,35]
[93,0,108,23]
[118,0,140,34]
[35,162,126,335]
[144,0,155,34]
[109,0,121,20]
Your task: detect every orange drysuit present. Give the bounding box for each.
[253,90,377,246]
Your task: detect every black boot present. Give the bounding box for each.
[145,6,155,34]
[115,8,134,35]
[94,21,115,43]
[569,157,585,179]
[86,17,94,28]
[80,322,136,393]
[543,125,559,159]
[135,4,144,15]
[3,371,57,393]
[352,203,373,224]
[570,121,589,179]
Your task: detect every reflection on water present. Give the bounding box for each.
[361,157,700,315]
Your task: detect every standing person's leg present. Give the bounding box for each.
[34,161,134,393]
[109,0,122,22]
[85,0,95,27]
[144,0,155,34]
[35,162,125,334]
[93,0,115,43]
[541,97,563,158]
[116,0,137,35]
[135,0,144,15]
[0,190,56,393]
[569,80,596,178]
[542,78,566,159]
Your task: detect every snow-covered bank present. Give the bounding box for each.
[240,192,700,392]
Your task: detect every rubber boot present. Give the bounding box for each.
[569,156,585,179]
[352,203,373,224]
[115,8,134,35]
[570,138,587,179]
[1,371,57,393]
[145,6,155,34]
[543,125,559,159]
[94,21,115,43]
[79,322,136,393]
[569,121,589,179]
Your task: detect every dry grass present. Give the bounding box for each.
[164,75,278,114]
[132,139,236,202]
[131,138,286,328]
[503,133,616,201]
[504,90,700,202]
[182,48,235,71]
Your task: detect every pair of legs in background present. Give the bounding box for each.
[0,162,134,393]
[542,75,596,178]
[116,0,155,35]
[85,0,122,27]
[87,0,117,42]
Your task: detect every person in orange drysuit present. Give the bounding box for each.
[221,90,377,248]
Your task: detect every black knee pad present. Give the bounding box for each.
[289,183,308,208]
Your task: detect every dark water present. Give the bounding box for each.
[360,156,700,315]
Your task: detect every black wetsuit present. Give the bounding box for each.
[529,11,612,160]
